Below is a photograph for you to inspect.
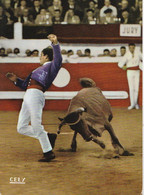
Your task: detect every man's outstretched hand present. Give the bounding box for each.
[6,72,17,82]
[47,34,58,45]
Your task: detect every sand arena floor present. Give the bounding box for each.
[0,108,142,195]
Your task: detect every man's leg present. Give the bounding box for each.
[134,70,140,108]
[127,70,135,109]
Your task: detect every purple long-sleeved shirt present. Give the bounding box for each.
[15,44,62,91]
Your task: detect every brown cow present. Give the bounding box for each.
[58,78,133,156]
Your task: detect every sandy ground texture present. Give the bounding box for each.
[0,108,142,195]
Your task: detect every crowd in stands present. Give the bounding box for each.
[0,46,127,59]
[0,0,142,25]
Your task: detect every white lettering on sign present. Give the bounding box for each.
[120,24,141,37]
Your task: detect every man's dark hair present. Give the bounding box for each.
[86,9,94,13]
[128,43,135,47]
[120,46,126,49]
[104,49,110,52]
[42,46,53,61]
[85,48,91,53]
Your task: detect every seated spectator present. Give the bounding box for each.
[35,9,52,25]
[120,46,126,56]
[117,0,135,22]
[82,9,96,24]
[0,47,7,57]
[135,0,142,24]
[61,49,67,55]
[64,8,80,24]
[52,9,63,24]
[83,1,100,23]
[121,10,133,24]
[71,15,81,24]
[6,48,13,55]
[100,0,117,17]
[84,48,93,58]
[8,47,20,57]
[110,48,117,57]
[98,49,110,57]
[31,49,39,57]
[18,8,34,24]
[25,49,31,56]
[100,8,116,24]
[3,1,17,23]
[76,49,84,57]
[48,0,63,17]
[11,0,19,9]
[65,0,83,20]
[67,49,74,57]
[14,0,28,18]
[0,6,8,25]
[5,12,14,24]
[30,0,44,20]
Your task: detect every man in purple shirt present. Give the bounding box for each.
[6,34,62,162]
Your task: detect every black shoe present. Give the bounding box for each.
[47,133,57,149]
[38,151,55,162]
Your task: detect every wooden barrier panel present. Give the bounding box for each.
[0,63,142,110]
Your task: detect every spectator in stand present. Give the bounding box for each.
[100,0,117,17]
[43,0,53,9]
[19,8,34,24]
[30,0,44,20]
[121,10,133,24]
[84,48,93,58]
[25,49,31,56]
[98,49,110,57]
[83,1,100,23]
[3,1,18,23]
[120,46,126,56]
[0,48,8,57]
[64,8,80,24]
[8,47,20,57]
[6,48,13,55]
[14,0,28,18]
[110,48,117,57]
[135,0,142,24]
[61,49,67,55]
[0,6,8,25]
[48,0,63,17]
[67,50,74,57]
[71,15,81,24]
[64,0,83,20]
[76,49,84,57]
[82,9,96,24]
[31,49,39,56]
[100,8,116,24]
[35,9,52,25]
[117,0,135,23]
[52,9,63,24]
[11,0,20,9]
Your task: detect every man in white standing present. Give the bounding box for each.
[118,43,142,110]
[6,34,62,162]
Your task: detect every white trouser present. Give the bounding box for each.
[127,70,140,107]
[17,88,52,153]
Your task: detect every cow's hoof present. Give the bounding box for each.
[71,147,77,152]
[121,150,134,156]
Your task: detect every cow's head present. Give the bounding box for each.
[58,107,92,141]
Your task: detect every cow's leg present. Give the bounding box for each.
[104,122,125,155]
[71,131,77,152]
[104,122,134,156]
[91,136,105,149]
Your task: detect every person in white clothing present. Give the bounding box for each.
[118,43,142,110]
[100,0,117,17]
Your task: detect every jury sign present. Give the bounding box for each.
[120,24,141,37]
